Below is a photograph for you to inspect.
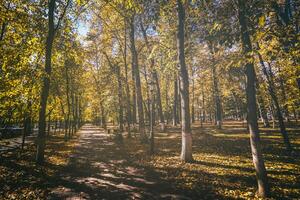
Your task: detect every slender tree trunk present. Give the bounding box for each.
[36,0,56,164]
[232,91,241,121]
[100,102,106,129]
[178,77,182,123]
[165,75,170,124]
[47,112,51,136]
[201,81,205,123]
[269,100,276,128]
[256,80,270,127]
[238,0,270,197]
[117,65,124,132]
[21,117,26,150]
[256,49,293,152]
[177,0,193,162]
[129,16,146,141]
[79,97,82,127]
[209,45,222,129]
[191,75,195,123]
[124,18,131,138]
[22,108,31,150]
[65,64,71,139]
[54,120,57,135]
[173,79,178,126]
[257,95,270,127]
[149,75,155,154]
[75,95,79,131]
[153,71,165,131]
[143,65,151,123]
[140,22,165,131]
[71,90,75,136]
[278,66,290,121]
[292,105,298,122]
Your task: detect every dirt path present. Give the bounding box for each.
[48,124,191,200]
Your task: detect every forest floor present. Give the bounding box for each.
[0,121,299,199]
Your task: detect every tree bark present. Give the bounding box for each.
[255,78,270,127]
[177,0,193,162]
[238,0,270,197]
[209,44,222,129]
[65,63,71,139]
[173,79,179,126]
[278,66,290,121]
[36,0,56,164]
[191,73,195,123]
[256,48,293,152]
[117,65,124,132]
[140,21,165,131]
[257,93,270,127]
[123,18,131,137]
[153,71,165,131]
[129,16,146,141]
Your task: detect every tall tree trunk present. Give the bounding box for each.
[103,53,124,132]
[269,100,276,128]
[165,75,170,124]
[278,66,290,121]
[238,0,270,197]
[178,76,182,123]
[143,65,151,123]
[177,0,193,162]
[232,91,241,120]
[21,116,26,150]
[257,94,270,127]
[75,95,79,131]
[149,74,155,154]
[153,71,165,131]
[47,112,51,136]
[124,18,131,137]
[22,103,32,150]
[71,90,75,136]
[201,81,205,123]
[173,79,179,126]
[129,16,146,141]
[117,65,124,132]
[65,64,71,139]
[191,74,195,123]
[256,79,270,127]
[79,96,82,127]
[209,45,222,129]
[36,0,56,164]
[131,75,137,124]
[100,102,106,129]
[256,48,293,152]
[140,22,165,131]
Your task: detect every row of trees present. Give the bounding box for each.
[83,0,299,197]
[0,0,88,162]
[0,0,299,197]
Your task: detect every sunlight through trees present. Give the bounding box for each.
[0,0,299,199]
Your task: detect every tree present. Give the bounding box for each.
[237,0,270,197]
[36,0,72,164]
[129,15,147,142]
[177,0,193,162]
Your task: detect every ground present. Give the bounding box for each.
[0,121,299,199]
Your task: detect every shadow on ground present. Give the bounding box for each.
[1,121,299,199]
[47,125,218,200]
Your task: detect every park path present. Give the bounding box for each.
[48,124,191,200]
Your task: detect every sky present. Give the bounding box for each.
[77,20,89,36]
